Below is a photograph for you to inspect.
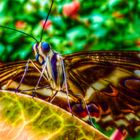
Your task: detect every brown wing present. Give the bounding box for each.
[0,60,75,110]
[64,51,140,136]
[1,51,140,136]
[0,60,48,89]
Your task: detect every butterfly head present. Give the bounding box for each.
[33,42,52,65]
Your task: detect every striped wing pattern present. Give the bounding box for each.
[0,51,140,136]
[65,51,140,136]
[0,61,48,89]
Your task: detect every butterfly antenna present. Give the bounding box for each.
[40,0,54,42]
[0,25,38,43]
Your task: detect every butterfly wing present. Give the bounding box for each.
[64,51,140,136]
[1,51,140,136]
[0,60,48,89]
[0,60,75,110]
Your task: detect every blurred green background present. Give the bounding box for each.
[0,0,140,62]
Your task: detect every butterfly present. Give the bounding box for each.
[0,0,140,138]
[1,51,140,137]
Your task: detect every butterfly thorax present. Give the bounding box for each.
[33,42,65,90]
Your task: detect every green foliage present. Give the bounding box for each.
[0,0,140,62]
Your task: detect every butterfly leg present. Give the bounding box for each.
[49,90,58,102]
[48,57,73,114]
[61,59,73,115]
[32,62,49,97]
[15,60,29,93]
[74,93,96,128]
[15,59,47,93]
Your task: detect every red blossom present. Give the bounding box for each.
[63,1,80,18]
[15,21,26,29]
[40,20,52,30]
[112,11,124,19]
[68,41,73,46]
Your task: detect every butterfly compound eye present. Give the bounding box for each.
[41,42,50,53]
